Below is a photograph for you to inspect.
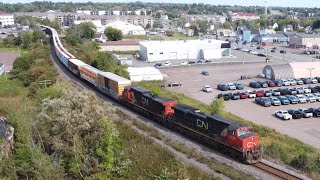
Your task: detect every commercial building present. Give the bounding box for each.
[289,33,320,48]
[263,62,320,80]
[105,21,146,35]
[99,40,140,52]
[183,14,227,24]
[0,12,14,27]
[139,39,231,62]
[255,33,289,43]
[215,28,236,37]
[127,67,163,82]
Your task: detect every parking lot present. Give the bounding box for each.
[158,62,320,149]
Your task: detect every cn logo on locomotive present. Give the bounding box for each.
[142,97,149,106]
[197,119,208,130]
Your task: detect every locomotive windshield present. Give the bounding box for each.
[237,128,253,138]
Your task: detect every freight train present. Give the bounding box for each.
[41,25,262,164]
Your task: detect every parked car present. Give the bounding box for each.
[250,51,258,55]
[255,97,272,107]
[308,108,320,117]
[288,109,303,119]
[257,81,268,88]
[257,46,261,49]
[217,84,229,91]
[217,93,231,101]
[304,94,317,102]
[257,53,267,57]
[280,50,286,53]
[197,59,203,64]
[311,78,318,84]
[188,61,196,64]
[272,47,277,50]
[288,88,297,95]
[293,87,305,94]
[271,89,281,96]
[181,61,188,66]
[315,77,320,83]
[295,79,304,85]
[230,93,241,100]
[288,79,297,86]
[265,81,276,87]
[274,79,284,87]
[164,61,171,66]
[281,79,290,86]
[280,88,290,95]
[302,78,312,84]
[313,93,320,101]
[240,93,248,99]
[271,49,276,52]
[245,90,256,98]
[168,82,181,87]
[249,82,261,88]
[201,71,209,76]
[269,97,281,106]
[255,91,265,97]
[285,95,299,104]
[205,60,212,63]
[275,110,292,120]
[311,86,320,93]
[227,83,236,90]
[234,83,244,90]
[296,94,307,103]
[278,96,290,105]
[154,63,162,67]
[297,109,313,118]
[262,90,272,97]
[302,87,311,93]
[202,85,213,93]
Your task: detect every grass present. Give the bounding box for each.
[116,109,254,180]
[134,80,320,179]
[0,47,20,53]
[0,74,24,97]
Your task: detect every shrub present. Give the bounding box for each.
[210,98,224,114]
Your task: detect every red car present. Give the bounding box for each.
[256,91,264,97]
[240,93,248,99]
[265,81,276,87]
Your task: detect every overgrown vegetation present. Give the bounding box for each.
[134,80,320,179]
[104,27,123,41]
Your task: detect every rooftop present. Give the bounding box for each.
[232,12,257,17]
[101,39,140,46]
[139,39,228,47]
[296,33,320,38]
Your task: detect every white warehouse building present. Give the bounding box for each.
[139,39,231,62]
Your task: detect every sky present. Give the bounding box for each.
[3,0,320,8]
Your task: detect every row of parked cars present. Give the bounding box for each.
[302,50,319,55]
[154,59,213,68]
[275,108,320,120]
[255,93,320,107]
[250,78,320,88]
[217,83,244,91]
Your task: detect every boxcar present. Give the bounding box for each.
[59,51,69,67]
[97,72,131,99]
[68,58,86,77]
[79,64,100,86]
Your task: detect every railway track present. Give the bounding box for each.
[253,162,302,180]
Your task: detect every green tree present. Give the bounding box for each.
[91,52,117,72]
[198,21,210,34]
[21,32,34,49]
[312,19,320,29]
[104,27,123,41]
[140,10,145,15]
[78,22,96,39]
[155,12,161,19]
[145,23,151,29]
[223,21,232,29]
[189,25,199,36]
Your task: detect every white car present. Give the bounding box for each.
[305,94,317,102]
[275,110,292,120]
[311,78,318,84]
[296,94,307,103]
[202,85,213,93]
[164,61,171,66]
[245,90,256,98]
[250,44,256,47]
[288,79,297,86]
[313,93,320,101]
[181,61,188,66]
[250,51,258,55]
[297,109,313,118]
[242,49,250,52]
[281,79,290,86]
[227,83,236,90]
[302,87,311,93]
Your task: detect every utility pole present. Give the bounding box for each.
[307,68,315,79]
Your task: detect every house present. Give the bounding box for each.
[282,25,294,32]
[289,33,320,48]
[231,12,260,22]
[237,26,260,42]
[92,34,106,43]
[268,22,278,30]
[216,28,236,37]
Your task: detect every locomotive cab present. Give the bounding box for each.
[226,126,262,163]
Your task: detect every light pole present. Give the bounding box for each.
[307,68,315,79]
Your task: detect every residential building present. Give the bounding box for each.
[231,12,260,22]
[237,27,260,42]
[282,25,294,32]
[139,39,231,62]
[216,28,236,37]
[76,10,148,16]
[0,12,14,27]
[105,21,146,35]
[92,33,107,43]
[289,33,320,48]
[183,14,227,24]
[268,22,278,30]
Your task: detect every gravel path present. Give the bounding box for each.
[48,42,283,180]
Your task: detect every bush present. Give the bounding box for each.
[210,98,224,114]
